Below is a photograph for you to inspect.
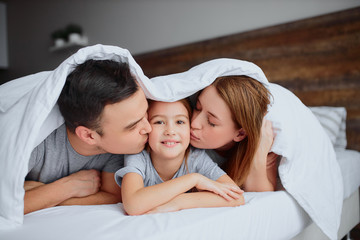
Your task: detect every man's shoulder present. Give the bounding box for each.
[43,123,67,143]
[32,124,66,151]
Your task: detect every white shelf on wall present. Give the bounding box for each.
[49,35,88,52]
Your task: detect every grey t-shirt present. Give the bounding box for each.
[115,147,225,187]
[26,124,124,184]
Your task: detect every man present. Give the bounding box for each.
[24,59,151,214]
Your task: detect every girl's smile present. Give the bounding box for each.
[161,139,180,148]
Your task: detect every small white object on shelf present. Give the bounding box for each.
[49,35,88,52]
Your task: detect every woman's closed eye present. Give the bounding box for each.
[207,117,216,127]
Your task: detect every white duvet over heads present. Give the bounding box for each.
[0,44,343,240]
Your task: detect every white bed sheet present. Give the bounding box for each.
[336,148,360,199]
[1,192,308,240]
[1,149,358,240]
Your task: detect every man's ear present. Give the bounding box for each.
[233,128,247,142]
[75,126,97,145]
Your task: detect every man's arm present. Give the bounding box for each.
[59,171,122,206]
[24,169,101,214]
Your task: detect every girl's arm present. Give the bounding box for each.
[243,119,278,192]
[146,174,244,214]
[121,172,242,215]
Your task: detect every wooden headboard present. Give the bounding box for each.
[134,7,360,151]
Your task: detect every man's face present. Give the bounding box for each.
[95,88,152,154]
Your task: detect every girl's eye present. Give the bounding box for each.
[177,120,185,124]
[153,120,165,125]
[207,118,216,127]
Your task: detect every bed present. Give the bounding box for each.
[0,149,359,240]
[1,7,360,240]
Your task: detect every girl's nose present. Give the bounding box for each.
[164,128,176,136]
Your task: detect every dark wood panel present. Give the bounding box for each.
[134,7,360,151]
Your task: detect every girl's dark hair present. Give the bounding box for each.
[57,59,138,135]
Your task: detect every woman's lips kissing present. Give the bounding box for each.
[190,131,200,141]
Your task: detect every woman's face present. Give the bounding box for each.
[190,85,241,151]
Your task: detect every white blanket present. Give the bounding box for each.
[0,44,343,239]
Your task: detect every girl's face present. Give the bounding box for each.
[190,85,241,151]
[148,101,190,161]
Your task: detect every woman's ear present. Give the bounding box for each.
[233,128,247,142]
[75,126,97,145]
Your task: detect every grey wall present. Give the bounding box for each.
[0,3,8,69]
[1,0,360,84]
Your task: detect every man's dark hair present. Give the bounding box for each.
[57,59,138,135]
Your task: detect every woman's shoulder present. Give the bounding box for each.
[204,149,227,167]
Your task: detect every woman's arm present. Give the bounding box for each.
[243,119,278,192]
[121,172,242,215]
[146,175,244,214]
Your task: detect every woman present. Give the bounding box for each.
[190,75,280,192]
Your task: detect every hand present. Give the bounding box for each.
[266,152,279,168]
[195,174,243,201]
[250,119,275,173]
[65,169,101,198]
[245,120,277,192]
[258,119,275,155]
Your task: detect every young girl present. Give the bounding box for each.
[115,99,244,215]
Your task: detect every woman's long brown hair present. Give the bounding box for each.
[213,75,271,187]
